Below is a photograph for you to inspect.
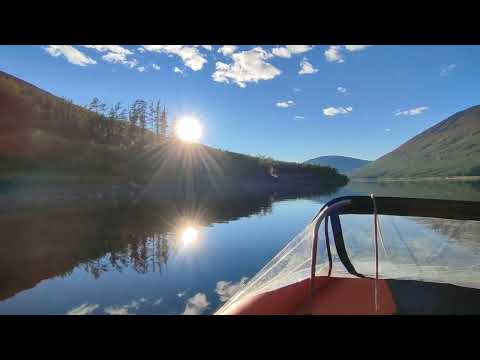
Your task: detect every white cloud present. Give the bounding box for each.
[104,306,130,315]
[217,45,238,56]
[67,303,99,315]
[137,66,146,73]
[276,100,295,108]
[325,46,344,63]
[295,115,305,119]
[44,45,97,66]
[272,45,313,58]
[174,66,183,74]
[323,106,353,116]
[215,277,249,302]
[104,299,140,315]
[182,293,210,315]
[101,52,138,68]
[345,45,371,52]
[177,290,187,298]
[440,64,456,77]
[385,128,391,132]
[271,47,290,58]
[325,45,372,63]
[82,45,138,68]
[201,45,213,51]
[212,46,281,88]
[142,45,207,71]
[337,86,347,94]
[152,64,160,70]
[102,52,125,63]
[137,47,145,53]
[83,45,132,55]
[293,88,302,92]
[394,106,429,116]
[298,57,318,75]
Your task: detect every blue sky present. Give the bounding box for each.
[1,45,479,162]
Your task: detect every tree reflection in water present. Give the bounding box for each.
[0,186,339,301]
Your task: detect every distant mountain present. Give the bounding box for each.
[304,155,371,174]
[351,105,480,179]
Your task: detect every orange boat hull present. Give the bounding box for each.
[217,276,396,315]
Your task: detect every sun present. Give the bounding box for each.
[175,116,202,143]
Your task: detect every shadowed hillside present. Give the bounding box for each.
[0,71,348,197]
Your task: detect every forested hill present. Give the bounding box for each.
[351,105,480,179]
[0,70,348,192]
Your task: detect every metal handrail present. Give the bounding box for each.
[309,199,351,296]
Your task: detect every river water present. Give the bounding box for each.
[1,180,479,314]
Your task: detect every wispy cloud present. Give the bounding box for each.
[394,106,429,116]
[385,128,391,132]
[44,45,97,66]
[152,64,160,70]
[67,303,99,315]
[104,299,141,315]
[295,115,305,119]
[83,45,132,55]
[337,86,348,94]
[212,47,281,88]
[344,45,371,52]
[137,66,146,73]
[325,45,372,63]
[293,88,302,92]
[272,45,313,58]
[182,293,210,315]
[298,57,318,75]
[323,106,353,116]
[142,45,207,71]
[440,64,456,77]
[82,45,138,68]
[174,66,184,74]
[276,100,295,108]
[215,277,249,302]
[101,52,138,68]
[153,298,163,306]
[177,290,187,298]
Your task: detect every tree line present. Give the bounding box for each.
[1,70,179,151]
[84,97,177,148]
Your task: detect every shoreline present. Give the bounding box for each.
[350,176,480,183]
[0,172,346,214]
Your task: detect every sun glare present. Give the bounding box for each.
[175,116,202,143]
[181,226,199,246]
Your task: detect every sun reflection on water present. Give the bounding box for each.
[180,226,199,246]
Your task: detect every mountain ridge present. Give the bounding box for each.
[304,155,371,174]
[351,105,480,179]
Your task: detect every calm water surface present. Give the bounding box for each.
[1,180,479,314]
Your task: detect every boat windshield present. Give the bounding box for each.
[219,196,480,313]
